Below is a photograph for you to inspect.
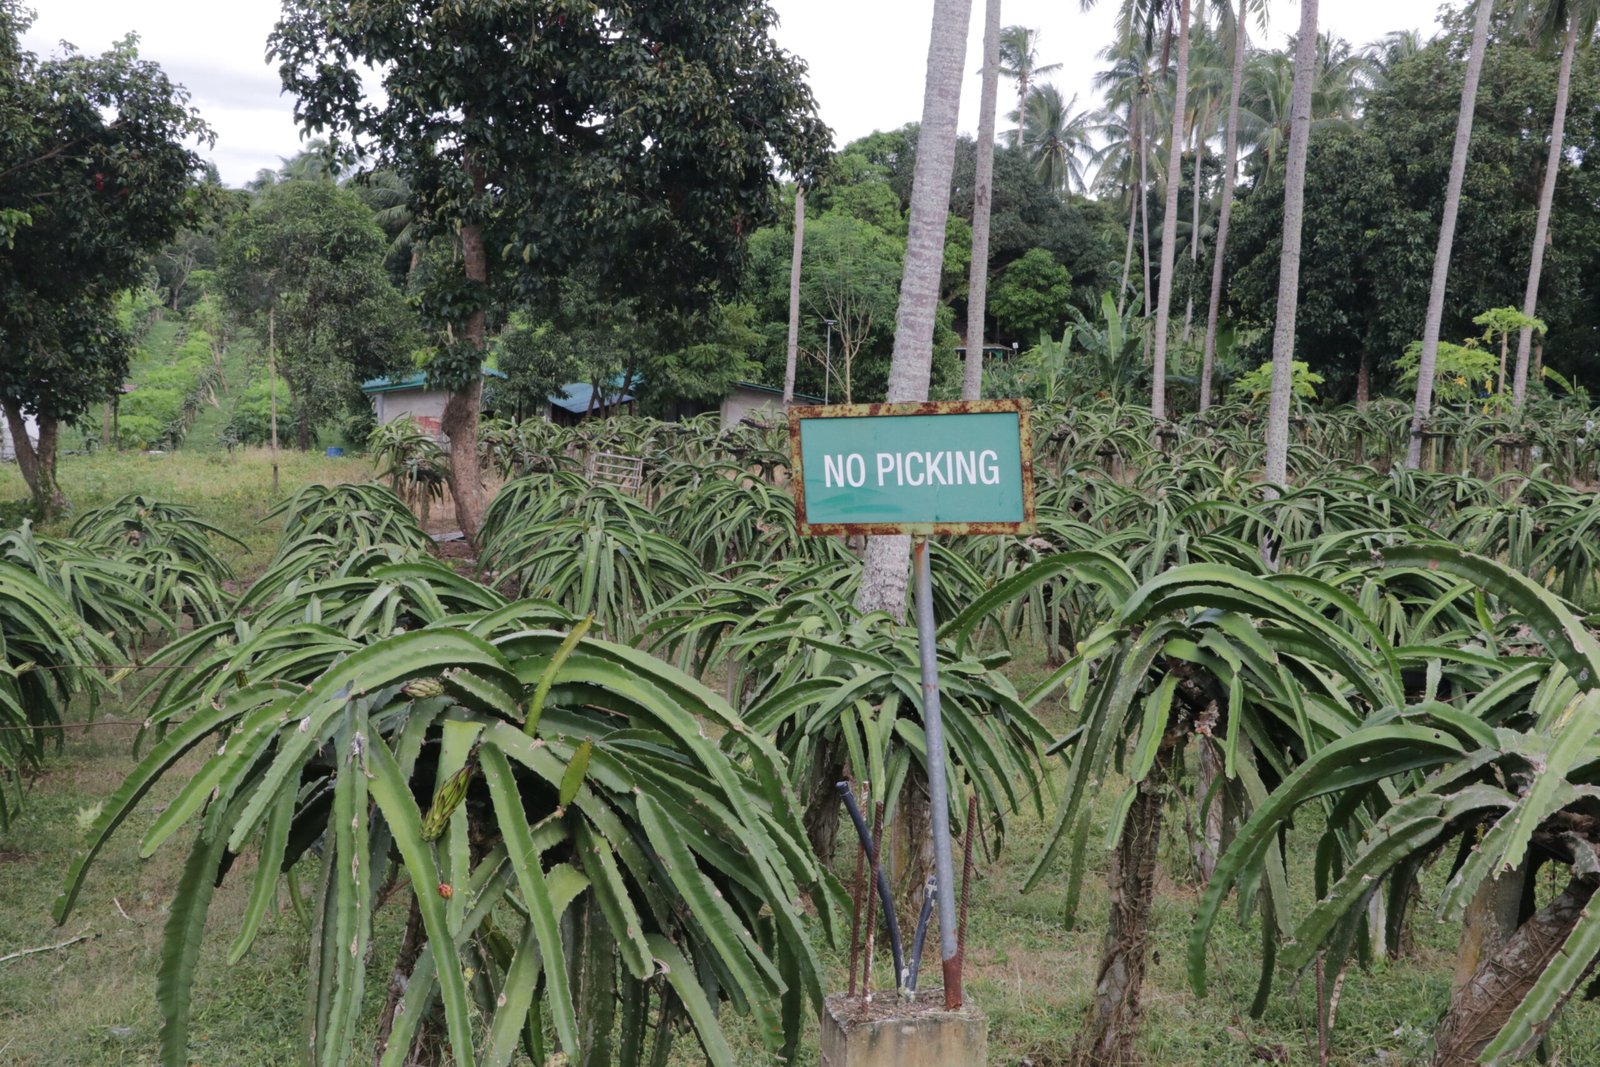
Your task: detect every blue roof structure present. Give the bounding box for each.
[549,380,635,415]
[361,366,506,394]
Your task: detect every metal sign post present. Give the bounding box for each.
[912,532,961,1006]
[791,399,1034,1011]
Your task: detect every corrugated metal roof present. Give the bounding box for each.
[733,380,822,404]
[549,381,635,414]
[361,366,507,394]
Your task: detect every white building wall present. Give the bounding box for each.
[0,410,40,461]
[372,388,450,427]
[720,388,784,430]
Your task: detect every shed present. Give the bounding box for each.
[546,380,636,426]
[718,381,821,430]
[361,367,508,437]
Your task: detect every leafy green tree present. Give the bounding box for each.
[0,6,210,515]
[1229,13,1600,400]
[1233,359,1323,403]
[217,181,414,450]
[643,304,762,414]
[270,0,829,546]
[988,248,1072,344]
[1509,0,1599,406]
[1474,305,1546,393]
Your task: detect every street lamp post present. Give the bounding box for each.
[823,318,836,404]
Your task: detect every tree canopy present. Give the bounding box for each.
[0,3,210,512]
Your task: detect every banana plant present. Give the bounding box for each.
[58,616,838,1067]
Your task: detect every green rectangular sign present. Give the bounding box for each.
[789,399,1035,535]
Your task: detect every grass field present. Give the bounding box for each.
[2,450,1599,1065]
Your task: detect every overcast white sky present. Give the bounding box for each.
[24,0,1453,187]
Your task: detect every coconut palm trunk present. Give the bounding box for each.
[783,187,806,403]
[1140,105,1153,352]
[1199,3,1248,412]
[1119,102,1142,316]
[1263,0,1318,491]
[855,0,974,621]
[1405,0,1495,469]
[1148,0,1192,426]
[1183,125,1203,342]
[965,0,1002,401]
[1511,14,1581,409]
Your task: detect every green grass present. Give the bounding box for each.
[4,454,1600,1065]
[182,332,260,453]
[0,447,374,577]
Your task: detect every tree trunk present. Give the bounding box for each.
[1511,15,1578,410]
[1431,875,1597,1066]
[894,777,938,922]
[1191,737,1224,883]
[1119,100,1140,317]
[1406,0,1494,469]
[1357,348,1372,410]
[269,307,280,495]
[854,0,974,621]
[444,165,490,547]
[1,400,62,518]
[964,0,1001,402]
[1201,6,1247,414]
[802,740,845,866]
[1497,332,1508,395]
[372,893,426,1067]
[1450,868,1525,1000]
[783,186,805,404]
[1016,71,1028,150]
[1147,0,1191,427]
[1183,127,1202,343]
[1073,739,1176,1066]
[1264,0,1319,492]
[1139,99,1153,356]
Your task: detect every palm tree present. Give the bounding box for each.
[1149,0,1192,427]
[1181,21,1228,340]
[965,0,1002,401]
[784,186,805,403]
[1200,0,1264,411]
[1086,0,1195,427]
[1009,85,1097,194]
[856,0,974,621]
[1362,27,1425,93]
[1405,0,1496,470]
[1263,0,1319,492]
[1239,34,1364,170]
[1511,0,1598,408]
[999,26,1063,149]
[1093,37,1158,321]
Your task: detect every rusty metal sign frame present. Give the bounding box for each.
[787,398,1037,537]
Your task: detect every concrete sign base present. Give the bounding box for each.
[819,991,987,1067]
